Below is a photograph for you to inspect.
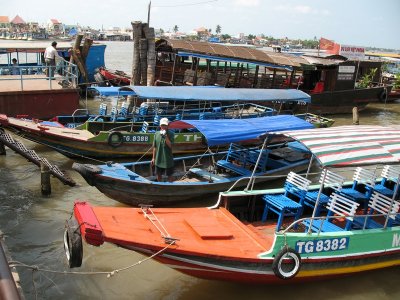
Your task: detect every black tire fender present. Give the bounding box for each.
[272,247,301,279]
[64,219,83,268]
[107,131,124,148]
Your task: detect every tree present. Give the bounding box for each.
[173,25,179,33]
[221,34,231,41]
[248,34,256,40]
[216,25,221,35]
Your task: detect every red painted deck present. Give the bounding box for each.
[0,75,80,119]
[90,206,275,259]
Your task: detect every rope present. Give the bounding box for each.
[8,241,175,278]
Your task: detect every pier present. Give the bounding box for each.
[0,130,76,189]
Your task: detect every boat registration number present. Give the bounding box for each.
[123,135,149,143]
[295,237,349,254]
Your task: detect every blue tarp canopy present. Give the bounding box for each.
[171,115,314,146]
[89,86,136,96]
[129,86,311,103]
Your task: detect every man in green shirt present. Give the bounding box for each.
[151,117,174,182]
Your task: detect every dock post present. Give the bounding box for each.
[40,162,51,195]
[0,141,5,155]
[0,129,5,155]
[352,107,359,125]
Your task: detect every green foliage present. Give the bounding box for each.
[220,34,231,40]
[302,39,319,49]
[358,68,378,88]
[216,25,221,34]
[248,34,256,40]
[173,25,179,33]
[394,73,400,89]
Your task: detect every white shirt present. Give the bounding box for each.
[44,46,59,60]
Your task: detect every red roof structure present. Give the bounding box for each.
[50,19,61,24]
[0,16,10,23]
[10,15,25,24]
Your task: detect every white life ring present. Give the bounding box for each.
[272,247,301,279]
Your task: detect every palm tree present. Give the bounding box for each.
[216,25,221,35]
[173,25,179,33]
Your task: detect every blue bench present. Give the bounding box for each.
[262,172,311,231]
[303,192,360,233]
[216,143,268,176]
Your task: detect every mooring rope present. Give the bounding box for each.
[8,241,175,278]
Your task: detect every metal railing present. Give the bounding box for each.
[0,60,79,90]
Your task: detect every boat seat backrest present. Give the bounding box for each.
[284,172,311,200]
[381,165,400,183]
[326,193,360,221]
[319,169,345,192]
[141,121,149,133]
[368,191,400,220]
[120,102,128,117]
[99,103,107,116]
[353,167,376,189]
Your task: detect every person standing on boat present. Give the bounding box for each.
[11,58,20,75]
[44,41,60,79]
[151,118,174,182]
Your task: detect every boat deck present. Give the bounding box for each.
[91,206,275,258]
[0,75,67,92]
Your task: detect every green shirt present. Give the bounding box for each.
[153,130,174,168]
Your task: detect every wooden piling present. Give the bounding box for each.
[131,21,142,85]
[0,129,5,155]
[40,162,51,195]
[144,26,156,86]
[81,38,93,61]
[352,107,359,125]
[139,38,148,86]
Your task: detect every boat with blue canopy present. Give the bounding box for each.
[72,114,314,205]
[65,125,400,285]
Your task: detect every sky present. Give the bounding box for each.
[3,0,400,50]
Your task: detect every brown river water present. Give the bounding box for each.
[1,41,400,299]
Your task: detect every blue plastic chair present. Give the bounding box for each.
[340,167,376,212]
[374,165,400,199]
[262,172,311,231]
[303,169,345,217]
[303,192,360,233]
[352,191,400,229]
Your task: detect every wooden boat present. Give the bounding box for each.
[0,87,315,158]
[72,114,314,205]
[65,125,400,284]
[151,39,390,114]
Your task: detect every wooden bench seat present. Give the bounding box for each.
[189,168,229,182]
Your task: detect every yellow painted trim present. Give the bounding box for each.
[297,259,400,277]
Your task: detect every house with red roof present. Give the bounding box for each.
[47,18,62,34]
[0,16,10,32]
[10,15,27,32]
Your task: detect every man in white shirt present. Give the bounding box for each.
[44,41,59,79]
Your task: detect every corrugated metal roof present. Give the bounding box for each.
[162,39,340,69]
[165,39,305,68]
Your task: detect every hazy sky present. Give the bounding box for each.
[3,0,400,49]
